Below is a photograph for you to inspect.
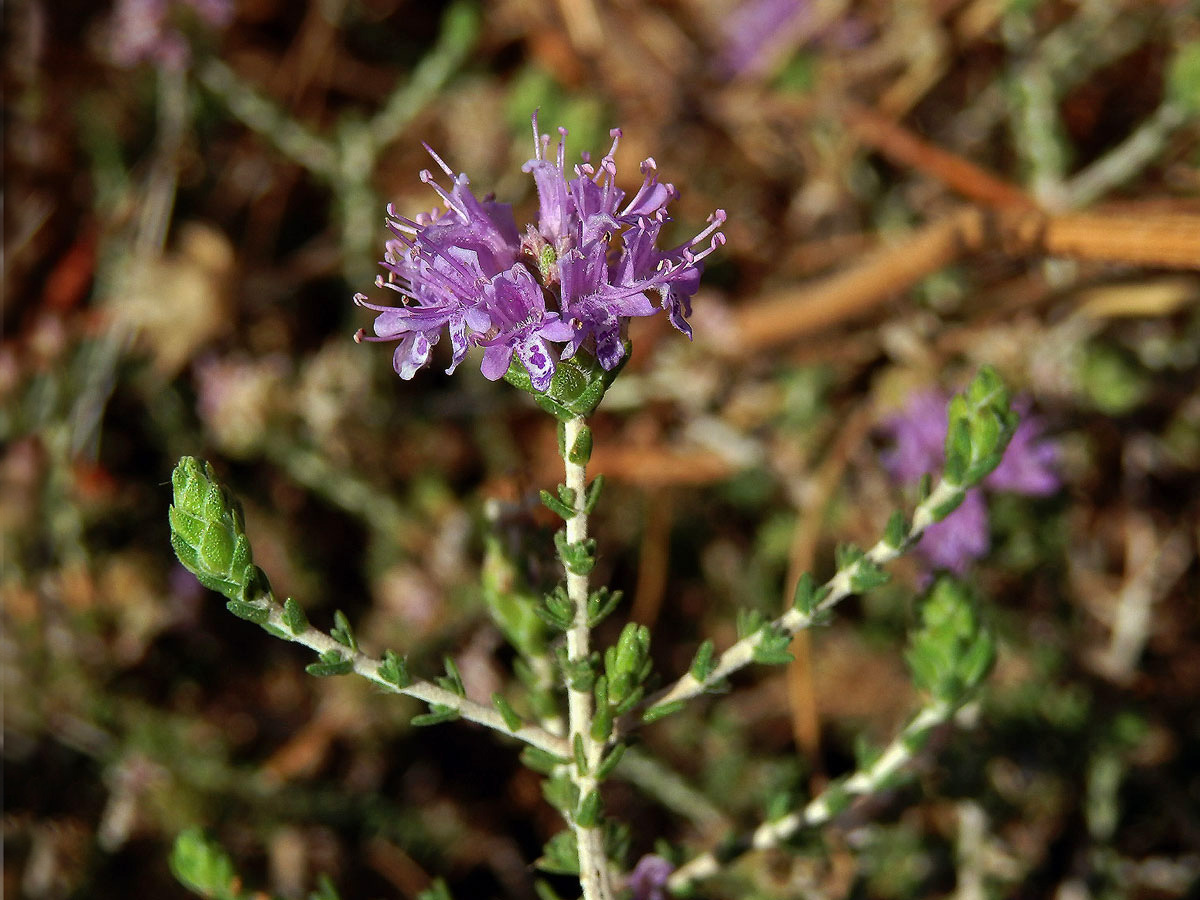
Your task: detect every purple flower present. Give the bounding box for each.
[108,0,232,69]
[719,0,811,78]
[355,113,726,391]
[880,389,1061,574]
[626,854,674,900]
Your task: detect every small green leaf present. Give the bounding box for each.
[520,746,569,775]
[537,830,579,875]
[436,657,466,697]
[540,489,574,520]
[378,650,412,688]
[330,610,357,651]
[569,427,593,465]
[225,599,270,625]
[752,625,795,666]
[596,742,626,780]
[689,639,717,682]
[642,700,685,723]
[849,558,890,593]
[585,475,605,513]
[573,732,588,776]
[492,693,523,732]
[411,705,460,727]
[170,828,239,899]
[543,773,581,813]
[883,511,907,549]
[575,789,603,827]
[282,597,309,636]
[306,650,353,677]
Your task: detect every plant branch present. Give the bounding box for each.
[258,602,570,758]
[633,479,964,725]
[668,701,953,892]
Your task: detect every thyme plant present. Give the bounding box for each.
[168,116,1022,900]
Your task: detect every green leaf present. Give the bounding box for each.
[170,828,240,900]
[689,639,717,681]
[330,610,357,651]
[543,773,581,813]
[587,587,623,627]
[849,557,890,593]
[642,700,685,723]
[752,625,795,666]
[596,742,626,780]
[378,650,412,688]
[306,650,353,677]
[569,426,593,465]
[492,693,523,732]
[883,511,907,549]
[791,573,829,615]
[521,746,569,775]
[282,597,309,636]
[573,732,588,775]
[576,789,603,827]
[539,489,574,520]
[537,830,580,875]
[436,656,466,697]
[585,474,605,513]
[411,705,460,727]
[225,599,269,625]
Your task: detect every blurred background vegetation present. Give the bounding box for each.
[3,0,1199,897]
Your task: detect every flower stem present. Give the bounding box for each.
[561,416,614,900]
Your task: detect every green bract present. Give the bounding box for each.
[503,343,631,420]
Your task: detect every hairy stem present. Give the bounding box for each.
[668,702,953,891]
[255,603,569,758]
[562,416,614,900]
[637,478,966,722]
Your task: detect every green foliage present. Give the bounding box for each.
[751,625,795,666]
[690,639,717,681]
[569,426,593,465]
[555,529,598,576]
[604,623,652,710]
[329,610,357,651]
[306,649,354,677]
[170,828,241,900]
[791,572,830,615]
[584,475,605,513]
[169,457,265,604]
[378,650,412,688]
[520,746,570,775]
[1167,40,1200,113]
[537,830,580,875]
[941,366,1019,491]
[595,743,626,780]
[586,587,623,627]
[282,597,310,636]
[537,585,575,631]
[906,578,996,705]
[492,693,524,731]
[575,789,603,827]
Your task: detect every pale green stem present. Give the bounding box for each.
[668,702,952,892]
[638,478,965,721]
[250,602,570,758]
[562,415,614,900]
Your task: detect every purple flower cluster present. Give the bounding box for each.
[625,854,674,900]
[881,389,1061,574]
[109,0,233,69]
[355,113,726,392]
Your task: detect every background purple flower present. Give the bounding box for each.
[626,854,673,900]
[880,388,1061,574]
[108,0,232,69]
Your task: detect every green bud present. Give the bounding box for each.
[169,457,260,602]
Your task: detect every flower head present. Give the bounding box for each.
[626,854,674,900]
[355,113,726,395]
[880,388,1061,574]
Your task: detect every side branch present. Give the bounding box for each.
[668,702,953,892]
[636,479,964,722]
[261,604,571,759]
